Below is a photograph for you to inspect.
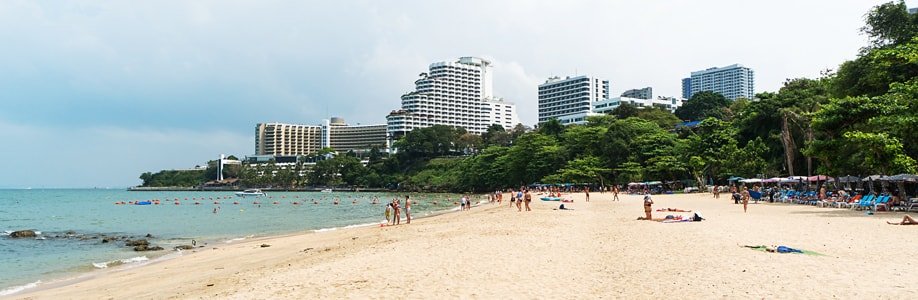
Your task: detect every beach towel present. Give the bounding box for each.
[777,246,803,253]
[742,245,823,256]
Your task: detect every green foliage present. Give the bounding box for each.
[674,91,731,121]
[862,0,918,48]
[537,118,565,138]
[634,107,681,129]
[543,156,609,184]
[139,170,205,187]
[609,102,639,119]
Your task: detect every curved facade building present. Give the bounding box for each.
[387,57,519,140]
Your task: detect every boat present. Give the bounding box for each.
[235,189,266,197]
[540,197,561,201]
[135,201,152,205]
[320,188,333,193]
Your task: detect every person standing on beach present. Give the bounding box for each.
[643,194,653,220]
[509,189,516,208]
[524,189,532,211]
[742,187,750,213]
[612,185,619,201]
[393,199,401,225]
[516,190,523,212]
[385,202,392,225]
[405,195,412,224]
[585,187,590,202]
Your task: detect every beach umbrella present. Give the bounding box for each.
[727,176,744,182]
[806,175,831,182]
[884,174,918,182]
[834,175,860,183]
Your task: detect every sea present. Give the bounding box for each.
[0,189,467,295]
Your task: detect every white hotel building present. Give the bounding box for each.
[538,75,683,125]
[386,57,519,140]
[685,64,755,100]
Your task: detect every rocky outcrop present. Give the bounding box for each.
[125,239,149,247]
[133,245,164,251]
[174,245,194,250]
[10,230,37,238]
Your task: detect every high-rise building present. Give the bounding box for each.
[255,123,323,156]
[386,57,519,140]
[255,117,387,156]
[909,7,917,14]
[621,87,653,100]
[681,78,692,99]
[537,75,610,125]
[685,64,755,100]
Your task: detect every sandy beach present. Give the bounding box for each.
[9,192,918,299]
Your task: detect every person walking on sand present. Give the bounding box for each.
[612,185,619,201]
[643,193,653,220]
[509,189,516,208]
[404,195,412,224]
[585,187,590,202]
[524,189,532,211]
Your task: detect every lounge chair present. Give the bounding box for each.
[873,195,891,211]
[836,194,861,208]
[908,199,918,212]
[852,194,875,210]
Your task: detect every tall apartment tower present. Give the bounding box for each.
[537,75,610,125]
[686,64,755,100]
[621,87,653,100]
[681,78,692,99]
[386,57,519,140]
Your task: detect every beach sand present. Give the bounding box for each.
[10,192,918,299]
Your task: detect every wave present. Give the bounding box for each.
[91,256,149,269]
[224,235,255,244]
[343,222,378,229]
[312,227,337,233]
[0,280,41,296]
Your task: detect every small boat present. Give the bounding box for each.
[135,201,152,205]
[320,188,333,193]
[235,189,266,197]
[540,197,561,201]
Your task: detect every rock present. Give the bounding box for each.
[10,230,36,238]
[102,238,111,244]
[133,245,164,251]
[145,233,153,238]
[174,245,194,250]
[125,239,149,247]
[65,230,76,235]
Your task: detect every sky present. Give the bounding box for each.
[0,0,908,188]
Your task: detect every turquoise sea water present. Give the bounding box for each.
[0,189,465,294]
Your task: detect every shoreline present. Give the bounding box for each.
[2,198,481,298]
[10,193,918,298]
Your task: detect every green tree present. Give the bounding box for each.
[537,118,565,138]
[609,102,639,119]
[674,91,731,121]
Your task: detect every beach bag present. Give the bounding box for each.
[692,212,704,221]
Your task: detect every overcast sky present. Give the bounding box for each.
[0,0,908,188]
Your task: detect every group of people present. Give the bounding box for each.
[384,196,412,226]
[505,189,532,212]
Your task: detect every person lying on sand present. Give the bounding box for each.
[656,208,692,212]
[887,215,917,225]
